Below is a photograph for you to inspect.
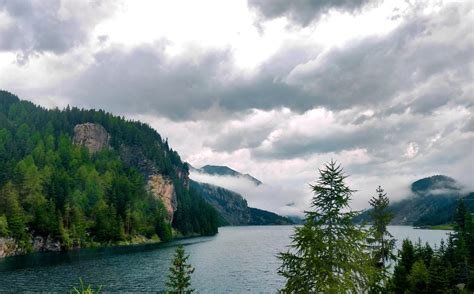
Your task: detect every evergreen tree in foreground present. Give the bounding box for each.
[367,185,396,292]
[166,245,195,293]
[278,160,371,293]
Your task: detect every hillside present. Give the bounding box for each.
[190,180,293,226]
[0,91,219,256]
[193,164,263,186]
[354,175,472,226]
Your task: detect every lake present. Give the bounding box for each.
[0,226,451,293]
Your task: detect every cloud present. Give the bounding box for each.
[248,0,377,27]
[284,2,473,112]
[190,171,310,217]
[0,0,472,214]
[0,0,116,57]
[57,2,473,125]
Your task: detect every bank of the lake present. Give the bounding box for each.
[0,225,451,293]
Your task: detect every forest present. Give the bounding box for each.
[0,90,218,252]
[278,161,474,293]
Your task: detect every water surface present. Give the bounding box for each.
[0,226,451,293]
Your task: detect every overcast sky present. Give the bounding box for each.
[0,0,472,215]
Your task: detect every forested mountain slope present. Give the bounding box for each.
[354,175,473,226]
[190,180,293,226]
[0,90,218,256]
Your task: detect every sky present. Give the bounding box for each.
[0,0,472,216]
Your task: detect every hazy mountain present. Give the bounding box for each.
[190,180,292,226]
[354,175,472,226]
[193,164,263,186]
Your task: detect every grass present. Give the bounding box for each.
[70,278,102,294]
[420,224,455,230]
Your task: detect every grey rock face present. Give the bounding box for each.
[32,236,61,252]
[73,123,110,153]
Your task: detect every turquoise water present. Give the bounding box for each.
[0,226,451,293]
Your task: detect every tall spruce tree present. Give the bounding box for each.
[278,160,371,293]
[166,245,195,293]
[390,239,415,293]
[367,186,396,291]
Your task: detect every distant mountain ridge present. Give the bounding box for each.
[190,180,293,226]
[191,164,263,186]
[354,175,472,226]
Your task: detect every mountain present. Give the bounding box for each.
[190,180,293,226]
[354,175,471,226]
[0,90,219,257]
[194,164,263,186]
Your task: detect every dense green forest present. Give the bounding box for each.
[278,161,474,293]
[388,201,474,293]
[0,90,218,252]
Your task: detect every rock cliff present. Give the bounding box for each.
[73,124,180,223]
[148,174,177,222]
[119,145,179,222]
[73,123,110,153]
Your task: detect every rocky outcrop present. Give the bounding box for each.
[32,236,61,253]
[73,123,110,153]
[119,145,158,179]
[73,124,182,223]
[0,237,24,257]
[148,174,177,222]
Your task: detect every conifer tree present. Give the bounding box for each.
[166,245,195,293]
[427,255,448,293]
[408,260,429,293]
[0,182,27,241]
[390,239,415,293]
[367,186,396,291]
[278,160,371,293]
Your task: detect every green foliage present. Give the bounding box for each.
[166,245,195,293]
[0,182,27,244]
[389,198,474,293]
[408,260,429,293]
[70,278,102,294]
[0,214,9,236]
[172,185,218,236]
[0,90,218,249]
[278,160,371,293]
[367,186,396,292]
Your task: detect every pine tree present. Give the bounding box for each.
[452,200,471,284]
[390,239,415,293]
[367,185,396,291]
[408,260,429,293]
[166,245,195,293]
[278,160,371,293]
[427,255,448,293]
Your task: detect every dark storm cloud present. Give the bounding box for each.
[68,44,235,119]
[66,2,472,124]
[284,3,473,113]
[0,0,115,55]
[248,0,377,26]
[67,43,319,119]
